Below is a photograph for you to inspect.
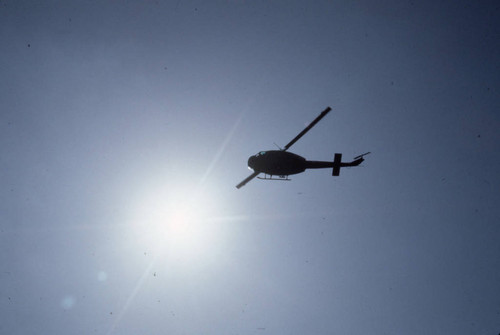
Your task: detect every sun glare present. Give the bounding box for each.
[128,182,221,262]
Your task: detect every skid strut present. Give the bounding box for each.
[257,174,291,181]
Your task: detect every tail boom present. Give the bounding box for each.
[305,152,369,176]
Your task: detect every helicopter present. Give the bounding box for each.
[236,107,370,189]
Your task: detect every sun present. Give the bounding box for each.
[127,182,221,262]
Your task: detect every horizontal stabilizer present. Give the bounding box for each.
[332,153,342,176]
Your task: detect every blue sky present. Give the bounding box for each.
[1,1,499,334]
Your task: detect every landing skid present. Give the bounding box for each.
[257,174,291,181]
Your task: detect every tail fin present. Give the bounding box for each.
[332,153,342,176]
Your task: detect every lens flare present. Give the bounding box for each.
[61,295,76,309]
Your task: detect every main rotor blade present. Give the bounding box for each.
[236,171,260,189]
[283,107,331,151]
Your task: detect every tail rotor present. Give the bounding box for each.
[353,152,371,160]
[332,152,370,176]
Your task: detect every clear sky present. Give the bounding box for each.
[1,1,499,334]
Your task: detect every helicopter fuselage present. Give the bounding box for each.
[248,151,306,176]
[248,150,335,176]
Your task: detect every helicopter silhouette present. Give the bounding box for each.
[236,107,370,189]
